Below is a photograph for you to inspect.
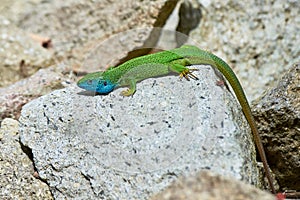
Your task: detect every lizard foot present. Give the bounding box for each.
[179,68,199,81]
[120,89,135,96]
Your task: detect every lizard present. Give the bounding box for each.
[77,45,276,194]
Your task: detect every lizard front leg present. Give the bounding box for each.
[120,79,137,96]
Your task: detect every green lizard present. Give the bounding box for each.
[77,45,276,194]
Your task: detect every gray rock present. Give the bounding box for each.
[150,170,276,200]
[0,63,74,122]
[0,15,54,87]
[8,0,178,71]
[20,65,262,199]
[0,118,53,199]
[188,0,300,102]
[252,62,300,191]
[0,0,178,87]
[0,0,179,123]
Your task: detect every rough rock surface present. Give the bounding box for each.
[150,170,276,200]
[0,64,74,122]
[0,15,54,87]
[0,0,177,86]
[253,63,300,190]
[19,65,261,199]
[1,0,298,198]
[0,118,53,199]
[189,0,300,102]
[8,0,177,71]
[0,0,177,121]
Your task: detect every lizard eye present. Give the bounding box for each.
[103,81,107,86]
[87,80,93,85]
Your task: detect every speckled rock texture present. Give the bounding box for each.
[1,0,298,198]
[252,63,300,191]
[150,170,276,200]
[0,118,53,199]
[189,0,300,102]
[0,0,177,121]
[19,65,261,199]
[0,64,74,122]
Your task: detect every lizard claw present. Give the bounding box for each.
[180,68,199,81]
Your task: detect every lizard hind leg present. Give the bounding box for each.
[169,61,199,81]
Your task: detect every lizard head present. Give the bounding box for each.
[77,72,116,94]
